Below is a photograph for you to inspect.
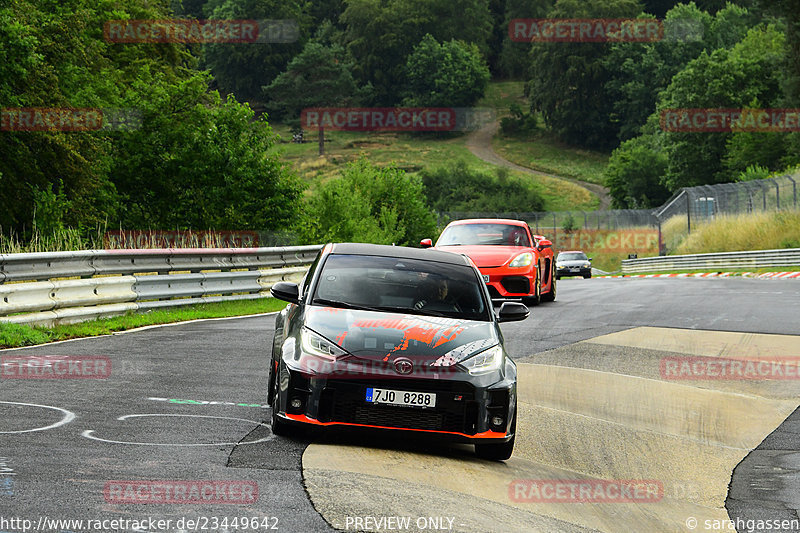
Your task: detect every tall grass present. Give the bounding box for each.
[0,227,261,253]
[0,227,103,254]
[674,210,800,255]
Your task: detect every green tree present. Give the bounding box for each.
[297,159,437,246]
[341,0,492,104]
[604,134,670,208]
[200,0,311,102]
[402,34,490,107]
[526,0,644,150]
[604,3,756,143]
[112,72,302,230]
[658,25,786,188]
[0,0,190,232]
[264,40,373,123]
[498,0,554,78]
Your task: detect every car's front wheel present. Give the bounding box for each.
[522,265,541,306]
[542,263,556,302]
[270,369,292,437]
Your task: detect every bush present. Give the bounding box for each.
[296,159,437,246]
[421,161,545,213]
[499,103,538,136]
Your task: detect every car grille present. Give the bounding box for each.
[501,276,530,294]
[319,379,479,434]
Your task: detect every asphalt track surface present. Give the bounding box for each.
[1,277,799,533]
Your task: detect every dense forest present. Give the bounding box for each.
[1,0,798,246]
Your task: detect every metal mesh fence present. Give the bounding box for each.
[655,172,799,230]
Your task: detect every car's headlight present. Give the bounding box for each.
[583,263,591,268]
[509,253,533,268]
[556,262,564,268]
[459,345,503,375]
[301,328,346,361]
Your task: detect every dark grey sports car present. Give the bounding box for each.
[267,243,528,460]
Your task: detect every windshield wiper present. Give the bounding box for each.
[372,305,453,318]
[312,298,382,312]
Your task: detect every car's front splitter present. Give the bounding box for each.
[276,413,513,444]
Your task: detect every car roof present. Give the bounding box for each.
[446,218,528,227]
[328,243,471,266]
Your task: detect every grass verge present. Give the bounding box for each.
[0,298,286,349]
[492,132,609,186]
[673,210,800,255]
[271,127,596,211]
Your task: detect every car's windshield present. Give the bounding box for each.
[437,224,531,247]
[558,253,588,261]
[311,254,490,321]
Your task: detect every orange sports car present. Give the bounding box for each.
[421,219,556,305]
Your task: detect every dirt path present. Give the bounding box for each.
[466,120,612,210]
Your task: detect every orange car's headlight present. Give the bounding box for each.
[509,252,533,268]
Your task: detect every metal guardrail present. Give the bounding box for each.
[0,246,321,282]
[621,248,800,273]
[0,246,322,326]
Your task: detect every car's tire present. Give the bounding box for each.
[583,273,592,279]
[523,265,541,306]
[270,370,292,437]
[475,406,516,461]
[542,263,556,302]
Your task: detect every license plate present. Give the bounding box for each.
[366,388,436,408]
[482,275,490,283]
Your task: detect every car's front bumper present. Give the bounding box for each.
[557,267,591,277]
[273,361,516,444]
[480,268,535,299]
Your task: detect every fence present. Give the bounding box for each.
[655,173,799,232]
[0,246,322,327]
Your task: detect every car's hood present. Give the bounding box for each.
[434,245,531,268]
[557,260,589,266]
[304,306,497,364]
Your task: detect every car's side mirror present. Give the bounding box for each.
[420,238,433,248]
[537,239,552,251]
[497,301,529,322]
[588,257,593,261]
[270,281,300,304]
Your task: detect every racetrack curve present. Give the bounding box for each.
[1,277,799,532]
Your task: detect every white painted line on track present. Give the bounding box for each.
[81,413,274,446]
[0,401,76,434]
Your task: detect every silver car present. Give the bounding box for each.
[556,251,592,279]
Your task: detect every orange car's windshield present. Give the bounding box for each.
[437,224,531,247]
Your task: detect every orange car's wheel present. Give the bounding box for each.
[542,261,556,302]
[523,265,541,306]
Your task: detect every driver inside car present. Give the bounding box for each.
[414,276,461,313]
